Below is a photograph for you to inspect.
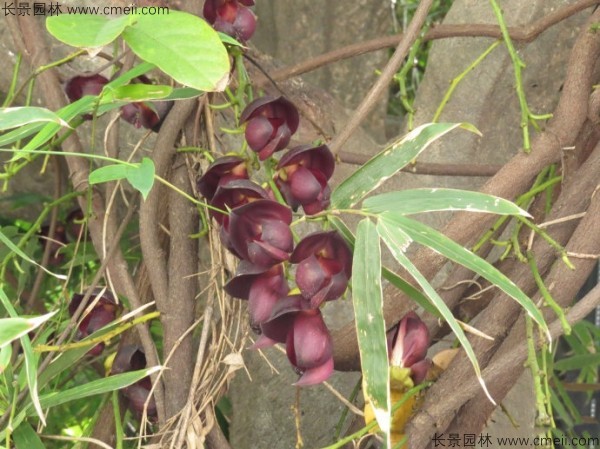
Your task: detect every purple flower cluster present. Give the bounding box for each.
[197,95,348,385]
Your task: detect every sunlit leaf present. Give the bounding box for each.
[363,188,530,216]
[46,14,130,48]
[0,313,56,349]
[331,122,479,209]
[101,84,173,103]
[376,218,495,404]
[380,213,549,340]
[123,11,230,91]
[353,219,391,444]
[125,157,155,200]
[0,107,70,131]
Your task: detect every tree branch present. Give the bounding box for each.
[260,0,598,85]
[327,0,435,154]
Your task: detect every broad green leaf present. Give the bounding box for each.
[46,14,130,48]
[328,215,440,317]
[34,366,161,411]
[0,345,12,375]
[89,164,128,184]
[12,421,45,449]
[380,213,550,340]
[123,11,230,91]
[101,84,173,103]
[331,122,479,209]
[553,353,600,372]
[0,107,70,131]
[0,313,56,349]
[353,219,390,443]
[363,189,531,216]
[125,157,155,200]
[162,87,204,101]
[376,219,495,404]
[89,158,155,200]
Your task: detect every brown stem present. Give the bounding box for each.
[328,0,435,154]
[262,0,598,85]
[331,6,600,371]
[162,155,198,419]
[338,150,502,176]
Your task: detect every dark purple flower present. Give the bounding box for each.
[228,199,293,267]
[388,312,431,385]
[197,156,248,200]
[64,74,109,120]
[240,96,300,160]
[38,222,68,266]
[225,261,288,326]
[65,74,108,102]
[68,289,121,356]
[111,345,157,422]
[290,231,352,307]
[203,0,256,42]
[276,144,335,214]
[211,179,268,225]
[260,295,333,386]
[120,101,173,132]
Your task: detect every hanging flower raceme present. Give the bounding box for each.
[240,96,300,160]
[259,295,334,386]
[290,231,352,308]
[68,289,121,356]
[227,199,293,267]
[203,0,257,42]
[197,156,248,201]
[276,144,335,215]
[111,345,157,422]
[225,261,289,327]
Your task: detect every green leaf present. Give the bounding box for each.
[553,353,600,372]
[125,157,155,200]
[123,11,230,91]
[0,107,70,131]
[217,31,246,48]
[34,366,161,411]
[89,158,155,200]
[12,421,45,449]
[331,122,478,209]
[0,344,12,375]
[46,14,130,48]
[101,84,173,103]
[380,213,549,340]
[0,313,56,349]
[353,219,390,443]
[375,218,495,404]
[89,164,128,184]
[363,188,531,216]
[21,333,45,425]
[328,215,440,317]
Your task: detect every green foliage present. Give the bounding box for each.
[89,157,156,200]
[0,107,69,131]
[353,219,390,443]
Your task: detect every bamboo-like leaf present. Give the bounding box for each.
[553,353,600,372]
[363,188,531,216]
[380,213,550,340]
[32,366,161,412]
[0,229,65,280]
[331,123,479,209]
[328,216,441,318]
[101,84,173,103]
[353,219,390,444]
[0,107,70,131]
[376,219,495,404]
[0,345,11,375]
[12,421,45,449]
[0,313,56,349]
